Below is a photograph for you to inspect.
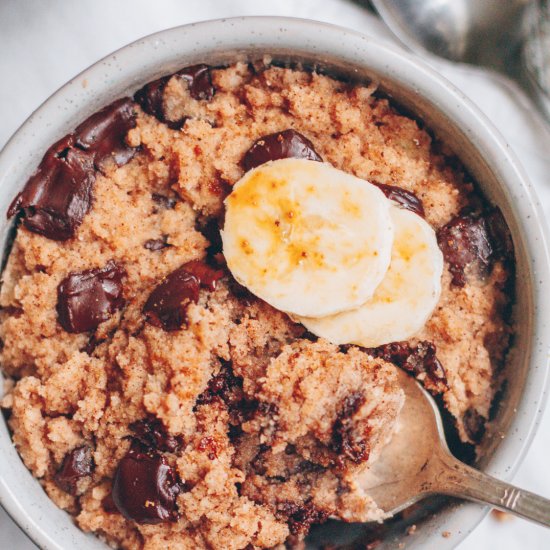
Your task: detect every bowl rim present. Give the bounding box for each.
[0,15,549,550]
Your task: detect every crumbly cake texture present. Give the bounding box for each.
[0,62,513,549]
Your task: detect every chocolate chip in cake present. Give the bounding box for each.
[151,193,177,210]
[134,76,171,122]
[111,448,180,524]
[54,445,94,495]
[437,214,493,287]
[56,260,125,333]
[463,407,486,443]
[8,98,137,241]
[198,218,224,257]
[74,97,137,171]
[368,340,449,393]
[134,64,214,127]
[130,415,182,453]
[195,361,244,408]
[372,182,425,217]
[277,501,329,536]
[177,64,215,101]
[485,207,514,259]
[102,492,118,514]
[143,260,223,331]
[183,259,224,291]
[8,143,96,241]
[332,392,370,465]
[242,129,323,172]
[144,236,171,251]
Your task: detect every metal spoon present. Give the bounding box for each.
[357,368,550,526]
[370,0,529,74]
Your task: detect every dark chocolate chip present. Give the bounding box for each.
[8,145,95,241]
[8,98,137,241]
[134,76,170,121]
[134,64,214,127]
[195,362,243,408]
[463,407,486,443]
[176,64,215,101]
[332,392,370,465]
[489,381,508,421]
[54,445,94,495]
[0,305,23,317]
[437,214,493,287]
[57,261,125,333]
[143,260,223,331]
[74,98,137,171]
[199,218,223,256]
[130,416,181,453]
[151,193,177,210]
[485,207,514,259]
[102,492,118,514]
[372,182,425,217]
[112,448,180,524]
[144,236,170,251]
[242,129,323,172]
[277,501,329,536]
[368,340,448,393]
[81,333,105,355]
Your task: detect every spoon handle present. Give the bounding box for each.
[435,452,550,527]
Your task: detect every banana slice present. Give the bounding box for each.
[296,206,443,346]
[222,158,394,317]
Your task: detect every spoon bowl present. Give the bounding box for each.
[371,0,529,74]
[358,368,550,526]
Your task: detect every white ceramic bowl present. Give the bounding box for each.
[0,17,548,550]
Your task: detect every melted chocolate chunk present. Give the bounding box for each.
[195,362,262,428]
[199,218,223,256]
[144,236,170,251]
[437,214,493,287]
[278,501,329,536]
[112,448,180,524]
[372,182,425,217]
[368,341,448,393]
[242,129,323,172]
[463,407,486,443]
[130,416,181,453]
[8,98,137,241]
[486,207,514,259]
[143,260,223,331]
[177,64,215,101]
[134,76,170,121]
[102,492,118,514]
[57,261,125,333]
[196,362,243,408]
[134,64,214,127]
[183,259,224,290]
[74,98,137,171]
[54,445,94,495]
[332,392,370,465]
[8,145,95,241]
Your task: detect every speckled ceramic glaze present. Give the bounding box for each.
[0,17,548,550]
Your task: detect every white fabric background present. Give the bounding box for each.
[0,1,549,548]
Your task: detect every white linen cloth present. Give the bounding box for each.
[0,1,548,548]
